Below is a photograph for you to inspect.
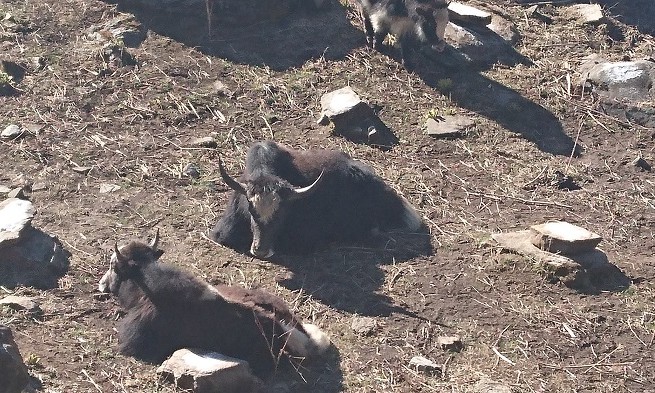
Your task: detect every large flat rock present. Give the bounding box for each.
[0,198,35,248]
[530,221,602,255]
[157,348,263,393]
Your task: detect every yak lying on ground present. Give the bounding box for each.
[357,0,450,69]
[98,231,330,376]
[211,141,424,258]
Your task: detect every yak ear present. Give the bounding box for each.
[113,243,130,273]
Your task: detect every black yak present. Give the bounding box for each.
[210,141,424,258]
[98,231,330,376]
[357,0,450,69]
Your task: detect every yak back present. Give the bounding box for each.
[115,260,294,375]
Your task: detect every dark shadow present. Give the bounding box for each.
[597,0,655,35]
[266,228,433,318]
[0,227,71,289]
[272,345,343,393]
[566,249,631,294]
[111,0,363,71]
[414,50,580,157]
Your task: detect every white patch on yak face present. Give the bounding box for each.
[249,192,281,223]
[98,250,121,293]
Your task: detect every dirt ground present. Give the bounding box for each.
[1,0,654,392]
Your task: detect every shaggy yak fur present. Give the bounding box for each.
[98,234,330,376]
[357,0,450,69]
[211,140,424,258]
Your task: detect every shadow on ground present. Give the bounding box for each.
[266,229,433,318]
[415,49,580,157]
[112,0,362,71]
[597,0,655,35]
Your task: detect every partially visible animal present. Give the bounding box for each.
[357,0,450,69]
[210,141,424,258]
[98,231,330,376]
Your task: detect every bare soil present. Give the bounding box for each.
[1,0,654,392]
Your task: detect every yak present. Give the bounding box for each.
[98,231,330,376]
[210,140,424,259]
[357,0,450,69]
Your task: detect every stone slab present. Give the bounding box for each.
[0,199,35,247]
[448,2,492,26]
[157,348,263,393]
[530,221,602,255]
[426,115,474,138]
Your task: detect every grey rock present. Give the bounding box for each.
[0,198,35,246]
[6,188,27,200]
[319,87,397,148]
[0,217,71,289]
[530,221,602,255]
[426,115,474,138]
[71,166,92,175]
[580,56,655,102]
[409,356,441,374]
[0,296,40,313]
[436,335,463,352]
[351,316,378,336]
[157,348,263,393]
[188,137,217,148]
[0,324,29,393]
[99,183,121,193]
[30,183,47,192]
[632,156,651,171]
[0,186,10,194]
[183,163,201,179]
[563,4,604,25]
[1,125,22,139]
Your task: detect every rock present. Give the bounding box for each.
[6,188,27,200]
[31,183,47,192]
[0,198,35,246]
[487,15,521,45]
[183,163,201,179]
[22,124,44,135]
[409,356,441,374]
[580,56,655,102]
[351,316,378,336]
[318,87,397,149]
[0,205,70,289]
[0,186,10,194]
[99,183,121,193]
[448,2,492,26]
[426,115,474,138]
[71,166,92,175]
[188,137,217,148]
[436,335,463,352]
[530,221,602,255]
[563,4,605,25]
[0,296,40,313]
[157,348,263,393]
[474,379,512,393]
[1,124,22,139]
[0,325,30,393]
[632,156,651,171]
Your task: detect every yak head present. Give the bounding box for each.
[98,230,164,294]
[219,159,324,259]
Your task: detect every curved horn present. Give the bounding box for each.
[290,170,325,200]
[149,228,160,250]
[113,243,125,263]
[218,157,247,195]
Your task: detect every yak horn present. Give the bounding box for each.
[290,170,325,200]
[114,243,125,262]
[149,228,160,250]
[218,158,247,195]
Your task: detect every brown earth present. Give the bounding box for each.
[1,0,654,392]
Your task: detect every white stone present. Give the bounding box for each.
[0,198,35,245]
[426,115,474,138]
[448,2,492,26]
[351,316,378,336]
[99,183,121,193]
[409,355,440,373]
[157,348,262,393]
[1,124,22,139]
[320,86,364,119]
[564,4,604,25]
